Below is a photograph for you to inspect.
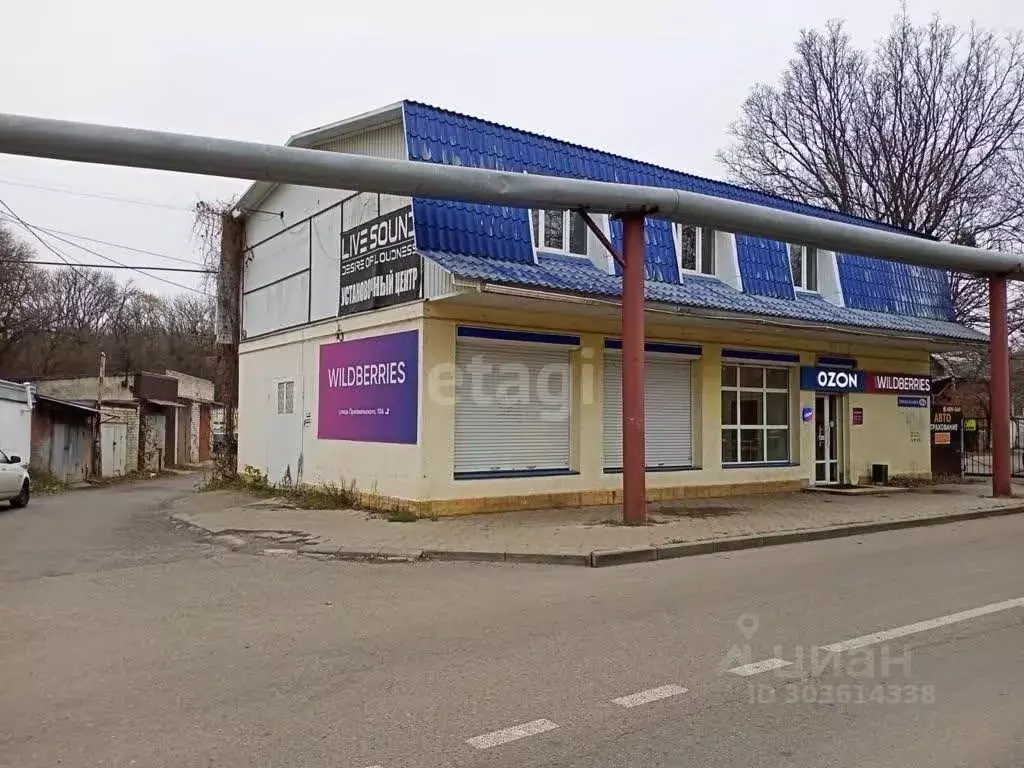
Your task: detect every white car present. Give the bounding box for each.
[0,449,30,508]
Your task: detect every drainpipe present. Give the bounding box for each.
[989,276,1012,497]
[621,214,647,524]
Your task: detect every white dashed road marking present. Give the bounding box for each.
[820,597,1024,653]
[262,548,296,555]
[465,719,559,750]
[728,658,793,677]
[612,684,689,708]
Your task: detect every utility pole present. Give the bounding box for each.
[92,351,106,477]
[216,212,243,476]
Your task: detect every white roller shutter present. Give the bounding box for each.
[455,341,572,474]
[603,352,693,470]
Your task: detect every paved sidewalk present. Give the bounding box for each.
[170,480,1024,565]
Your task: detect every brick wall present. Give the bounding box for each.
[166,370,215,402]
[139,408,166,471]
[33,375,136,403]
[189,402,201,463]
[101,405,140,472]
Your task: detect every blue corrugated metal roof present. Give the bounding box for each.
[403,101,956,322]
[424,250,983,343]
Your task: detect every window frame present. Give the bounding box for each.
[673,223,716,276]
[720,364,791,465]
[788,243,819,292]
[530,209,589,257]
[276,380,295,415]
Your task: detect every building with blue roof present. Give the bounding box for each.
[233,100,981,515]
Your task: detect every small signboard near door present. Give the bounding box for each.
[930,405,963,478]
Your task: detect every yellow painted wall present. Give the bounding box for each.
[238,299,936,511]
[846,354,933,483]
[418,304,935,507]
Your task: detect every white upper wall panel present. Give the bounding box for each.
[245,221,310,291]
[242,272,310,339]
[309,206,342,322]
[245,121,407,246]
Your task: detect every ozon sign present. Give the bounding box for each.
[800,366,933,395]
[799,366,866,393]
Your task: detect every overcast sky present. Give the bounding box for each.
[1,0,1021,297]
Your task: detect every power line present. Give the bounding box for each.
[0,198,212,296]
[0,210,204,266]
[0,259,214,273]
[0,197,84,275]
[39,227,213,296]
[0,177,195,212]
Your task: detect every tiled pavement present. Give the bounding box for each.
[170,481,1024,559]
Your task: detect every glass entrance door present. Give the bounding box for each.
[815,394,841,484]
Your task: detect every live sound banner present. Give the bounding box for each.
[339,206,422,315]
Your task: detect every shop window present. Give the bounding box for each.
[531,209,588,256]
[721,365,791,464]
[276,380,294,415]
[789,244,818,291]
[673,223,716,276]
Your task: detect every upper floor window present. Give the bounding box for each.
[789,244,818,291]
[673,224,716,276]
[531,209,588,256]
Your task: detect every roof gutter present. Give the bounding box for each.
[0,112,1021,277]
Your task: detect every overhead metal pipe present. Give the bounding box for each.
[0,112,1022,277]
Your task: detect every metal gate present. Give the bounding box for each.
[101,421,128,476]
[50,420,89,482]
[962,416,1024,476]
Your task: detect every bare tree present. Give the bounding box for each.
[0,224,217,382]
[718,9,1024,329]
[0,225,44,363]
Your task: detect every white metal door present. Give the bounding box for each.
[603,353,694,469]
[102,422,128,477]
[269,378,303,485]
[454,341,572,474]
[0,398,31,466]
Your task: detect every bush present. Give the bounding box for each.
[199,466,360,510]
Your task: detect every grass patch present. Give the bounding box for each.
[28,466,71,495]
[886,475,936,489]
[200,465,361,510]
[383,507,419,523]
[295,480,360,510]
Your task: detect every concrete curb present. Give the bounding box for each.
[592,503,1024,567]
[174,503,1024,569]
[419,549,591,566]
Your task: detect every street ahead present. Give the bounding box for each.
[1,477,1022,767]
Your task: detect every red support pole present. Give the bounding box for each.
[989,275,1012,497]
[621,213,647,524]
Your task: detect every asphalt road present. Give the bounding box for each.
[1,477,1022,767]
